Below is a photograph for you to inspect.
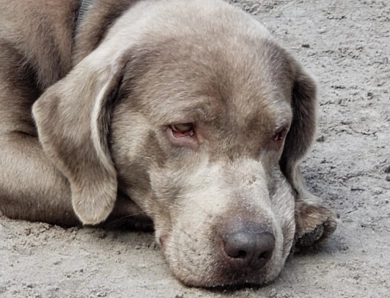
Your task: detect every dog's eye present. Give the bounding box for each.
[170,123,195,138]
[271,128,287,142]
[269,128,287,151]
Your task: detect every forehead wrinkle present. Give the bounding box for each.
[147,93,224,126]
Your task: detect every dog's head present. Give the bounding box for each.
[33,0,317,287]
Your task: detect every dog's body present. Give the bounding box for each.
[0,0,336,287]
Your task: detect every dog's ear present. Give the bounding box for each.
[32,51,127,225]
[279,60,317,190]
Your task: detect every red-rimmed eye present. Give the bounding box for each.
[170,123,195,138]
[272,128,287,142]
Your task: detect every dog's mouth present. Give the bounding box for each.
[155,223,282,288]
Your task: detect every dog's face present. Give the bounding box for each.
[110,36,297,286]
[33,0,316,287]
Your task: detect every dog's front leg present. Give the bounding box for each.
[0,41,79,225]
[0,132,81,226]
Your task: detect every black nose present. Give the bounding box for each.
[222,230,275,270]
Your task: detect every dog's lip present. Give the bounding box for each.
[159,234,169,252]
[179,265,269,288]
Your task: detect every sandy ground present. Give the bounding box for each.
[1,0,389,297]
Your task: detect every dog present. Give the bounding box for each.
[0,0,337,288]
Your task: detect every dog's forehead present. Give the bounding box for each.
[129,34,294,129]
[110,0,295,126]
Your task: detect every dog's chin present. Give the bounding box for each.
[164,253,283,289]
[173,268,273,289]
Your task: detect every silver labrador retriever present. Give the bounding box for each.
[0,0,337,287]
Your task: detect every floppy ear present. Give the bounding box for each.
[32,52,126,225]
[279,61,317,194]
[279,62,338,245]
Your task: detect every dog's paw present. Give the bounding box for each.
[294,202,337,249]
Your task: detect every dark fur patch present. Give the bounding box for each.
[279,63,317,185]
[0,41,40,135]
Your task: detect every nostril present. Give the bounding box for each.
[237,250,247,259]
[259,250,272,260]
[228,249,247,259]
[222,231,275,270]
[224,233,251,260]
